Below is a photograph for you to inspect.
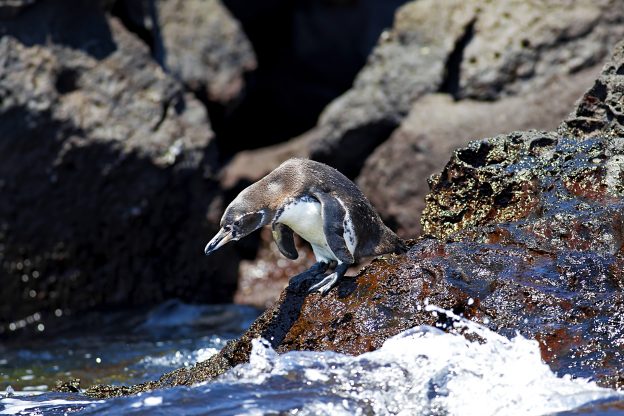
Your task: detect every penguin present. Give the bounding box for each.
[204,158,406,294]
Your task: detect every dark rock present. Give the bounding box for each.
[54,378,81,393]
[0,3,239,338]
[307,0,624,178]
[422,132,624,241]
[115,0,256,106]
[0,0,38,18]
[562,39,624,137]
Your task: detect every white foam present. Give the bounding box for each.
[131,395,163,408]
[221,306,622,415]
[0,397,99,415]
[138,347,219,368]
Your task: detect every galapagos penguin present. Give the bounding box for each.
[204,158,406,294]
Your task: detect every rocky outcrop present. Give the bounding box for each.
[84,38,624,399]
[0,1,238,337]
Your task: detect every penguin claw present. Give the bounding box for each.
[309,272,339,294]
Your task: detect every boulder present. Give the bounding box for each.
[84,39,624,399]
[0,2,238,338]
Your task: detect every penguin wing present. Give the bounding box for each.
[271,222,299,260]
[311,190,355,264]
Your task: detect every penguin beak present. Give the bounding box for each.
[204,227,234,255]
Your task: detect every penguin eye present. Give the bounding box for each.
[233,219,241,227]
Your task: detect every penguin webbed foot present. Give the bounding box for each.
[309,263,349,295]
[289,261,330,290]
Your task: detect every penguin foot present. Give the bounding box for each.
[309,272,340,294]
[289,261,330,290]
[308,263,350,294]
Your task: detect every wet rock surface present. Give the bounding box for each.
[0,2,239,337]
[84,39,624,398]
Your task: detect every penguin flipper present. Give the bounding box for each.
[312,190,355,264]
[272,222,299,260]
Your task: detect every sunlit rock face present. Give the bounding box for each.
[309,0,624,178]
[0,1,239,337]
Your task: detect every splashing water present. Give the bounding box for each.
[1,306,621,415]
[218,308,619,415]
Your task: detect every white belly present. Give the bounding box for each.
[276,199,347,263]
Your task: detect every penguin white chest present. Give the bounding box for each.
[277,199,328,247]
[275,198,352,263]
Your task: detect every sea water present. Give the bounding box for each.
[0,303,622,415]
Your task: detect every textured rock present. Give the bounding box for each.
[116,0,256,105]
[308,0,624,177]
[358,65,602,238]
[0,3,238,337]
[422,132,624,241]
[563,38,624,137]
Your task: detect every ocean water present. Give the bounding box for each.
[0,303,622,415]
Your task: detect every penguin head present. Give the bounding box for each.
[204,205,270,256]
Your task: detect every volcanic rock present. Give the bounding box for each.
[358,65,602,238]
[0,1,238,338]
